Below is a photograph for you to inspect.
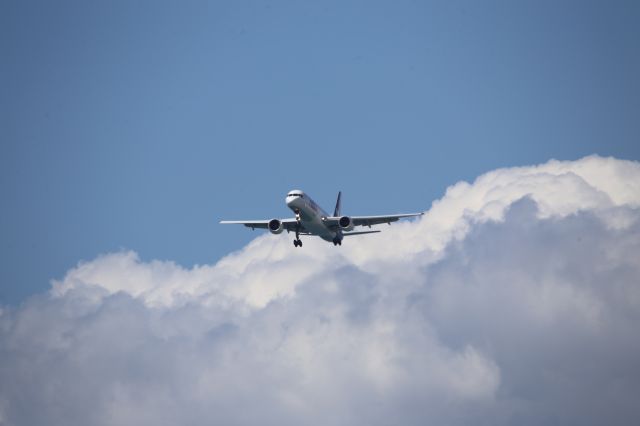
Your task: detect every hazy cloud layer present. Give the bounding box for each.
[1,156,639,425]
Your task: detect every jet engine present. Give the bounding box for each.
[268,219,284,234]
[339,216,354,231]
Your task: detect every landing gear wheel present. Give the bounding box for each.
[293,239,302,247]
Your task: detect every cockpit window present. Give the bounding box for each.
[288,193,303,197]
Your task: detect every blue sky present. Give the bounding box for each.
[2,0,639,304]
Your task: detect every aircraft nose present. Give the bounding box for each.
[286,195,299,208]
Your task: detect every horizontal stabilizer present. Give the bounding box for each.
[342,230,381,236]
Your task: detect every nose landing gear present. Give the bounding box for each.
[293,239,303,247]
[332,237,342,246]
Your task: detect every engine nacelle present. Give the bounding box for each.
[339,216,354,232]
[268,219,284,234]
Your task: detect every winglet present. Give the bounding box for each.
[333,191,342,217]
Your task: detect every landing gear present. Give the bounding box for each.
[332,237,342,246]
[293,215,303,248]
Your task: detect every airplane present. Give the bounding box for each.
[220,190,423,247]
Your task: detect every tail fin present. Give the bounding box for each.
[333,191,342,217]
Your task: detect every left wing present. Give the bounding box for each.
[220,218,303,232]
[323,212,424,228]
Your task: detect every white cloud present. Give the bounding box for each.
[1,155,640,425]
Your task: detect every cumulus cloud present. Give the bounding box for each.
[1,155,639,425]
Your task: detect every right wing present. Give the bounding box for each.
[323,212,424,228]
[219,218,303,232]
[350,212,423,226]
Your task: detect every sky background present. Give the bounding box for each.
[2,0,640,304]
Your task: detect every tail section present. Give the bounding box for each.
[333,191,342,217]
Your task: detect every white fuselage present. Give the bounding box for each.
[285,190,338,242]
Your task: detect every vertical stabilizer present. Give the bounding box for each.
[333,191,342,217]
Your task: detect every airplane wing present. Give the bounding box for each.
[219,218,304,232]
[323,212,424,228]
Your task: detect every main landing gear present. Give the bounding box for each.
[294,212,302,247]
[332,237,342,246]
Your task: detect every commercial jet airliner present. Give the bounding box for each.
[221,190,423,247]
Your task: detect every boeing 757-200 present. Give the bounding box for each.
[220,190,423,247]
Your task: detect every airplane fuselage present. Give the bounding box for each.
[286,190,338,242]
